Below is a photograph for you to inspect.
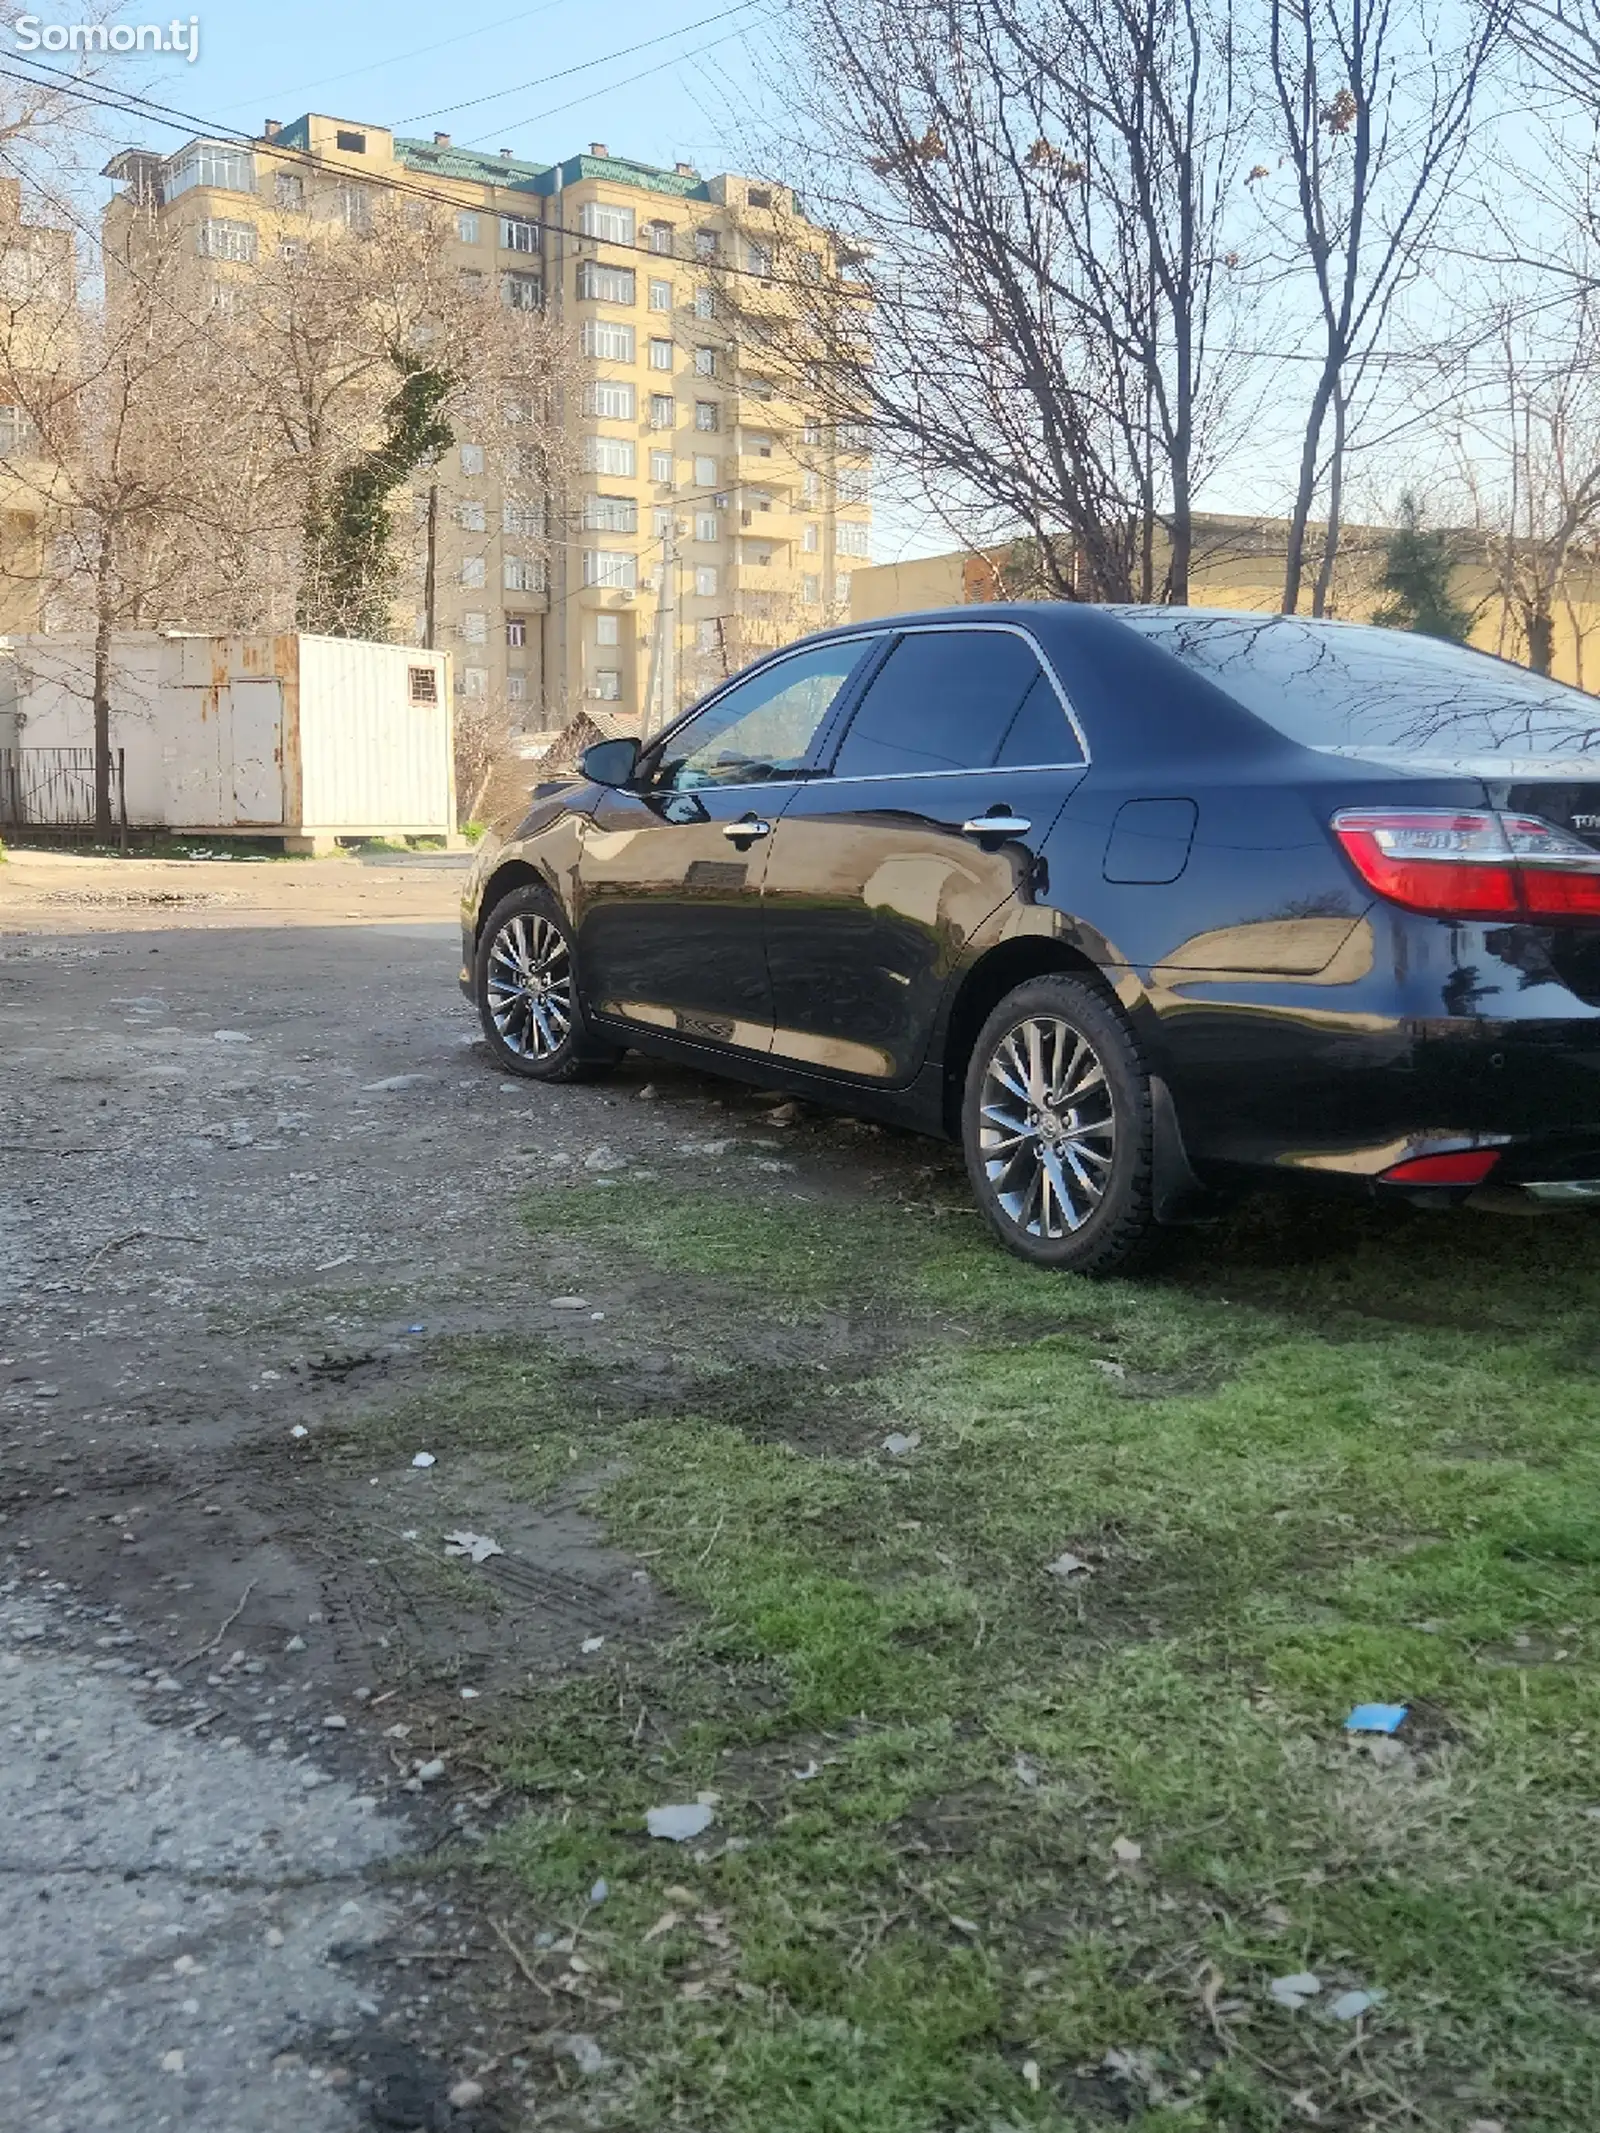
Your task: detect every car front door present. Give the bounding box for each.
[761,625,1090,1083]
[575,638,875,1053]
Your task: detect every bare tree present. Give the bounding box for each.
[1257,0,1509,615]
[726,0,1259,602]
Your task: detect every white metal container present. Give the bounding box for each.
[0,631,454,843]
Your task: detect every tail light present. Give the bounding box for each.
[1379,1149,1501,1186]
[1333,808,1600,920]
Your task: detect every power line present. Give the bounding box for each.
[396,1,768,126]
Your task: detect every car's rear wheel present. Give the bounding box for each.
[475,886,620,1082]
[962,973,1158,1274]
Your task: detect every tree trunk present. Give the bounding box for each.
[1528,602,1555,676]
[92,527,115,840]
[1310,387,1348,617]
[1282,363,1338,614]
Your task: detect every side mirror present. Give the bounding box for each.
[579,737,641,789]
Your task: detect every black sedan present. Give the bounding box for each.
[461,606,1600,1274]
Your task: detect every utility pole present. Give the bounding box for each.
[423,482,439,649]
[643,521,678,738]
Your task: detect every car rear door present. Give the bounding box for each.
[575,638,874,1053]
[760,624,1090,1084]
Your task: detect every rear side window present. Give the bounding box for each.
[831,629,1080,777]
[1116,610,1600,758]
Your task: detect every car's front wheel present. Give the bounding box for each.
[962,973,1158,1274]
[474,886,620,1081]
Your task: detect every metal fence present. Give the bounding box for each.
[0,747,126,840]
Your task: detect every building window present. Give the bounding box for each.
[693,286,715,320]
[584,379,636,420]
[409,665,439,703]
[694,401,719,432]
[583,436,636,476]
[746,430,774,457]
[592,670,622,701]
[836,520,871,557]
[649,277,672,312]
[834,572,851,606]
[455,500,487,532]
[576,260,636,305]
[506,616,527,648]
[647,338,674,373]
[0,404,36,454]
[507,673,527,702]
[462,667,489,698]
[458,268,485,293]
[696,619,719,653]
[837,421,872,452]
[648,393,675,430]
[801,469,820,505]
[802,522,819,552]
[196,218,256,262]
[647,220,674,254]
[747,545,773,566]
[837,468,871,503]
[579,201,635,243]
[747,184,773,209]
[583,550,638,590]
[456,210,480,243]
[694,228,718,260]
[694,565,718,597]
[502,272,543,310]
[501,215,540,253]
[280,238,305,262]
[582,319,635,361]
[650,448,673,483]
[802,417,822,447]
[275,171,305,211]
[584,493,638,532]
[693,345,717,377]
[693,453,717,487]
[802,573,820,605]
[460,443,485,477]
[746,241,773,277]
[694,511,718,543]
[652,505,672,536]
[504,555,546,592]
[336,128,367,153]
[461,612,489,644]
[165,142,256,197]
[503,500,543,536]
[460,556,486,588]
[596,614,620,646]
[337,184,371,230]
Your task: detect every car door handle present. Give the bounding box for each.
[723,815,772,841]
[962,813,1032,837]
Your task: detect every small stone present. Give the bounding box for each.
[766,1101,801,1125]
[160,2049,185,2073]
[882,1431,920,1457]
[635,1083,660,1101]
[1270,1971,1322,2010]
[265,1928,286,1948]
[1110,1835,1142,1865]
[284,1636,307,1654]
[1328,1987,1386,2021]
[1047,1552,1092,1580]
[172,1955,201,1976]
[583,1145,624,1172]
[581,1636,605,1654]
[415,1758,447,1785]
[549,1297,590,1310]
[323,1714,348,1730]
[411,1452,436,1469]
[290,1425,309,1440]
[448,2078,485,2109]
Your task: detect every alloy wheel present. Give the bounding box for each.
[485,911,574,1060]
[977,1014,1117,1238]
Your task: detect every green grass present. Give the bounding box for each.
[418,1184,1600,2129]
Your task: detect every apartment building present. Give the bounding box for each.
[101,114,872,732]
[0,179,75,632]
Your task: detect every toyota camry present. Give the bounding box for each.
[461,605,1600,1274]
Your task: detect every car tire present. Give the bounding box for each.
[961,973,1159,1275]
[474,885,621,1082]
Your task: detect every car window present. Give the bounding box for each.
[1115,610,1600,759]
[653,641,871,791]
[831,629,1070,777]
[995,672,1083,766]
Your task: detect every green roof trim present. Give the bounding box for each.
[543,153,711,200]
[394,137,553,191]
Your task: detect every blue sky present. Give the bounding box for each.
[84,0,776,177]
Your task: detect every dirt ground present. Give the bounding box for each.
[0,845,941,2132]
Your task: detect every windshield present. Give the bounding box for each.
[1114,610,1600,761]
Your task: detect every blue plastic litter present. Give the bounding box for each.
[1345,1703,1408,1735]
[406,1324,425,1335]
